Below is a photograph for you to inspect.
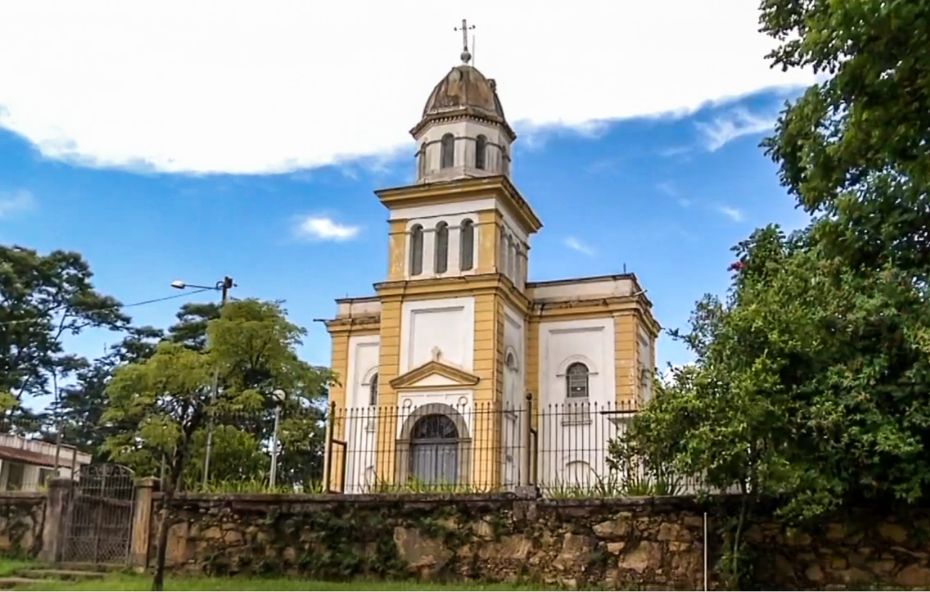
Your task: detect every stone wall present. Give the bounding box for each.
[0,492,45,558]
[150,493,930,590]
[745,506,930,589]
[155,493,710,590]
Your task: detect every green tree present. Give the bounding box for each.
[102,299,333,590]
[760,0,930,275]
[0,246,127,420]
[53,327,163,458]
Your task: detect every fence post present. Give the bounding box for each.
[129,477,157,570]
[39,477,73,563]
[323,401,336,493]
[522,393,533,487]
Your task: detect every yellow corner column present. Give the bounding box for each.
[387,219,407,281]
[471,291,499,489]
[476,211,499,274]
[614,312,637,407]
[374,298,403,485]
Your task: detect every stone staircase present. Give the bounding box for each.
[0,567,106,590]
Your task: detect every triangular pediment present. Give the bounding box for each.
[389,360,480,390]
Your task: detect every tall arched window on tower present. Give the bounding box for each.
[418,143,427,178]
[460,219,474,271]
[566,363,590,399]
[501,146,509,176]
[409,225,424,276]
[441,134,455,168]
[475,135,487,170]
[434,221,449,274]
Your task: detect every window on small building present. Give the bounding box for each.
[475,135,487,170]
[38,468,55,487]
[566,363,590,399]
[369,373,379,407]
[460,219,474,271]
[5,462,24,491]
[410,225,424,276]
[441,134,455,168]
[434,222,449,273]
[418,143,427,178]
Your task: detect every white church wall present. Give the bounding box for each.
[344,335,380,493]
[527,277,636,303]
[400,296,475,373]
[335,298,381,318]
[537,317,617,487]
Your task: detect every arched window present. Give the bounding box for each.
[410,414,459,485]
[460,219,474,271]
[475,135,487,170]
[418,143,427,178]
[506,351,518,371]
[409,225,424,276]
[434,222,449,274]
[499,228,508,274]
[501,146,509,175]
[566,363,590,398]
[369,373,379,406]
[441,134,455,169]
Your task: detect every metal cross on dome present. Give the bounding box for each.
[454,18,475,64]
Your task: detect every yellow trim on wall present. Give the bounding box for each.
[387,219,408,281]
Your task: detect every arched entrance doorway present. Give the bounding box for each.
[409,414,459,485]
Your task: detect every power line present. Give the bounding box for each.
[0,287,214,327]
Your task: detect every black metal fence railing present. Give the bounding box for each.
[324,399,706,497]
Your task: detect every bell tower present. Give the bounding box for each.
[410,24,516,185]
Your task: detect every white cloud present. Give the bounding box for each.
[695,107,777,151]
[0,190,35,218]
[0,1,813,174]
[564,237,596,257]
[656,181,678,197]
[294,216,360,241]
[715,205,745,222]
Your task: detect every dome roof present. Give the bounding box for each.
[411,65,516,140]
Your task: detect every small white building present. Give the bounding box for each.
[0,434,92,492]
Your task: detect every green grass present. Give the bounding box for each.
[0,557,38,577]
[22,573,545,591]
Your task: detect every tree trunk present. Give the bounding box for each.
[152,448,187,591]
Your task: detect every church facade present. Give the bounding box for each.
[325,55,659,494]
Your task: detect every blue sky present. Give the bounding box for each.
[1,84,810,412]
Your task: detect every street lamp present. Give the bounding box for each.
[170,276,235,305]
[269,389,287,489]
[170,276,236,489]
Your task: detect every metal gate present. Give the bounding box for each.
[60,464,135,564]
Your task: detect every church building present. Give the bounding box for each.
[325,43,659,494]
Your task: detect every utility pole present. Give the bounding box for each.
[202,276,233,488]
[171,275,235,489]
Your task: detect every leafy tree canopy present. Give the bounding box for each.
[618,0,930,530]
[0,246,127,411]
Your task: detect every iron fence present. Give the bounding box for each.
[325,399,706,497]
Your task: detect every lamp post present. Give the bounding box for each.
[171,276,235,488]
[269,389,286,489]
